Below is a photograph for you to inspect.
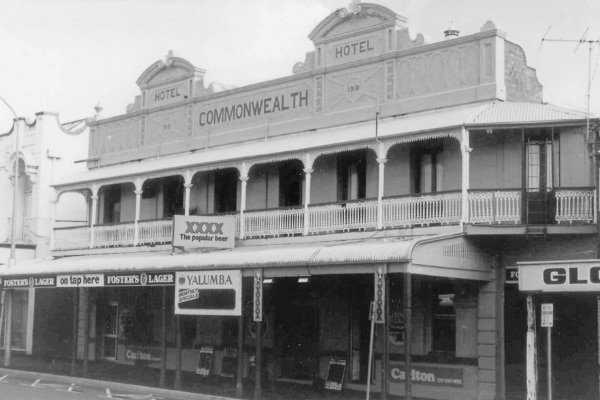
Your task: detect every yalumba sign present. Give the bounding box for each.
[519,261,600,292]
[172,215,235,249]
[175,270,241,316]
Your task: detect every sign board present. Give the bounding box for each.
[125,347,161,363]
[2,272,176,289]
[541,303,553,327]
[519,262,600,292]
[324,359,346,391]
[505,267,519,284]
[172,215,236,249]
[389,363,464,387]
[57,274,104,287]
[175,270,242,316]
[196,346,214,376]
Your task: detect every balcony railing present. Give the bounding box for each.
[51,188,597,251]
[468,190,522,224]
[6,217,33,243]
[555,188,596,224]
[382,192,462,228]
[308,199,378,234]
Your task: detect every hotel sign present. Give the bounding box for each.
[519,261,600,292]
[175,270,242,316]
[196,83,311,130]
[172,215,235,249]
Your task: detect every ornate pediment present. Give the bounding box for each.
[130,51,209,111]
[308,3,406,43]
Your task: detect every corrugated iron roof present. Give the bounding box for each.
[2,234,492,280]
[5,237,422,275]
[466,101,593,126]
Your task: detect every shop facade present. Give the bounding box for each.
[2,2,598,400]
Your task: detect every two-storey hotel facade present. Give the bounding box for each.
[4,3,598,400]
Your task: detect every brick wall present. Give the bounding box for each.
[505,41,543,103]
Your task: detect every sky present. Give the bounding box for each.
[0,0,599,131]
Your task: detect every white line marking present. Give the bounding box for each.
[0,375,7,383]
[57,383,81,393]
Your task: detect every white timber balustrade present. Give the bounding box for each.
[382,192,462,227]
[308,200,378,234]
[94,222,136,248]
[555,188,595,223]
[243,207,304,237]
[7,217,33,242]
[137,219,173,245]
[468,190,521,224]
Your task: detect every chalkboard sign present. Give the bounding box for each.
[220,347,238,378]
[196,346,214,376]
[324,358,346,391]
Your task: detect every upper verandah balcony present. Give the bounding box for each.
[51,104,599,253]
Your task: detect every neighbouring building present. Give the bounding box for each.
[2,3,599,400]
[0,112,89,354]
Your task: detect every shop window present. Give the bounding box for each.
[432,293,456,354]
[10,290,28,350]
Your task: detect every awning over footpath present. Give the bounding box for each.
[0,234,491,289]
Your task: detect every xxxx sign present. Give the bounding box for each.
[172,215,235,249]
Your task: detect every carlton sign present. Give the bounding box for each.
[519,261,600,292]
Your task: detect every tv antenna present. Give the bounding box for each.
[541,27,600,141]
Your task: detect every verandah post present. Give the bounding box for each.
[160,286,167,388]
[71,287,79,376]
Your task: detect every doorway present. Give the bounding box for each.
[102,301,118,360]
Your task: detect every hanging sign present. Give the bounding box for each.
[373,267,385,324]
[174,270,241,315]
[253,272,263,322]
[172,215,236,249]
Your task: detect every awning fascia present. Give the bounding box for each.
[1,234,491,283]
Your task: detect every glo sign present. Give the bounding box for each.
[519,261,600,292]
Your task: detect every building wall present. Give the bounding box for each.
[504,41,543,103]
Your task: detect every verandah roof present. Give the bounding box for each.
[0,234,491,282]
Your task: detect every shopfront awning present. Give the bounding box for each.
[0,234,491,288]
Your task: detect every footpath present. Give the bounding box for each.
[0,354,377,400]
